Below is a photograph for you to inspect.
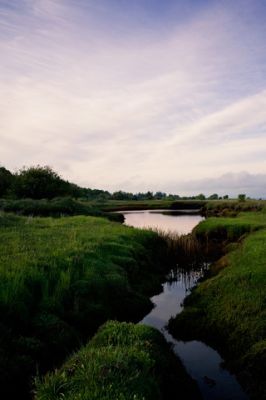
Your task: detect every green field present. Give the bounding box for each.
[35,321,201,400]
[169,211,266,399]
[0,213,169,398]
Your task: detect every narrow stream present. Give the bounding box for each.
[122,210,248,400]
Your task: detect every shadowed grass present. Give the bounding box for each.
[34,321,202,400]
[0,198,124,222]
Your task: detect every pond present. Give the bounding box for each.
[122,209,248,400]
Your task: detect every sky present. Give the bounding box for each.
[0,0,266,197]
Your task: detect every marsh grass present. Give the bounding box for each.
[151,227,202,264]
[34,321,201,400]
[0,214,169,398]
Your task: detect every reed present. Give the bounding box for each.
[151,227,202,263]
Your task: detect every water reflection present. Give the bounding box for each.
[122,209,204,234]
[122,210,248,400]
[140,267,248,400]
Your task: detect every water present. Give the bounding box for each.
[122,209,204,234]
[122,210,248,400]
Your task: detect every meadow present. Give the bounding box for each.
[168,211,266,399]
[0,213,169,398]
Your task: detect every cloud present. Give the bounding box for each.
[0,0,265,194]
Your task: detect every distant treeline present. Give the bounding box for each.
[0,165,236,200]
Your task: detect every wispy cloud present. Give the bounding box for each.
[0,0,265,195]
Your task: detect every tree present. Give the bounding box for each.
[238,194,246,202]
[0,166,14,197]
[154,191,166,200]
[208,193,219,200]
[15,166,65,199]
[196,193,206,200]
[223,195,229,199]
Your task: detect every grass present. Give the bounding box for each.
[34,321,201,400]
[0,213,169,398]
[169,211,266,399]
[202,200,265,217]
[92,199,176,211]
[0,197,123,222]
[194,211,266,241]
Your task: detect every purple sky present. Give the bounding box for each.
[0,0,266,196]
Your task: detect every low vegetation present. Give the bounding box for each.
[35,321,201,400]
[168,211,266,399]
[0,214,170,398]
[0,197,123,222]
[201,200,265,217]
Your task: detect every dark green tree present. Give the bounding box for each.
[238,193,246,202]
[15,166,66,199]
[208,193,219,200]
[195,193,206,200]
[154,191,167,200]
[0,166,14,197]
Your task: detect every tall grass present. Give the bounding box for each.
[151,228,203,264]
[0,214,169,399]
[34,321,201,400]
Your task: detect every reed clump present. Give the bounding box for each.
[151,228,202,263]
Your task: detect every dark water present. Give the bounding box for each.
[123,210,248,400]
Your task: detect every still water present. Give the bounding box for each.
[123,210,248,400]
[122,209,204,234]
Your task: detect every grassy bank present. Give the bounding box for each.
[35,321,201,400]
[194,211,266,241]
[0,213,169,398]
[168,211,266,399]
[201,200,265,217]
[88,198,266,215]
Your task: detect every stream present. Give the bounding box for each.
[122,210,248,400]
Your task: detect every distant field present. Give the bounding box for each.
[1,197,265,216]
[87,198,266,213]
